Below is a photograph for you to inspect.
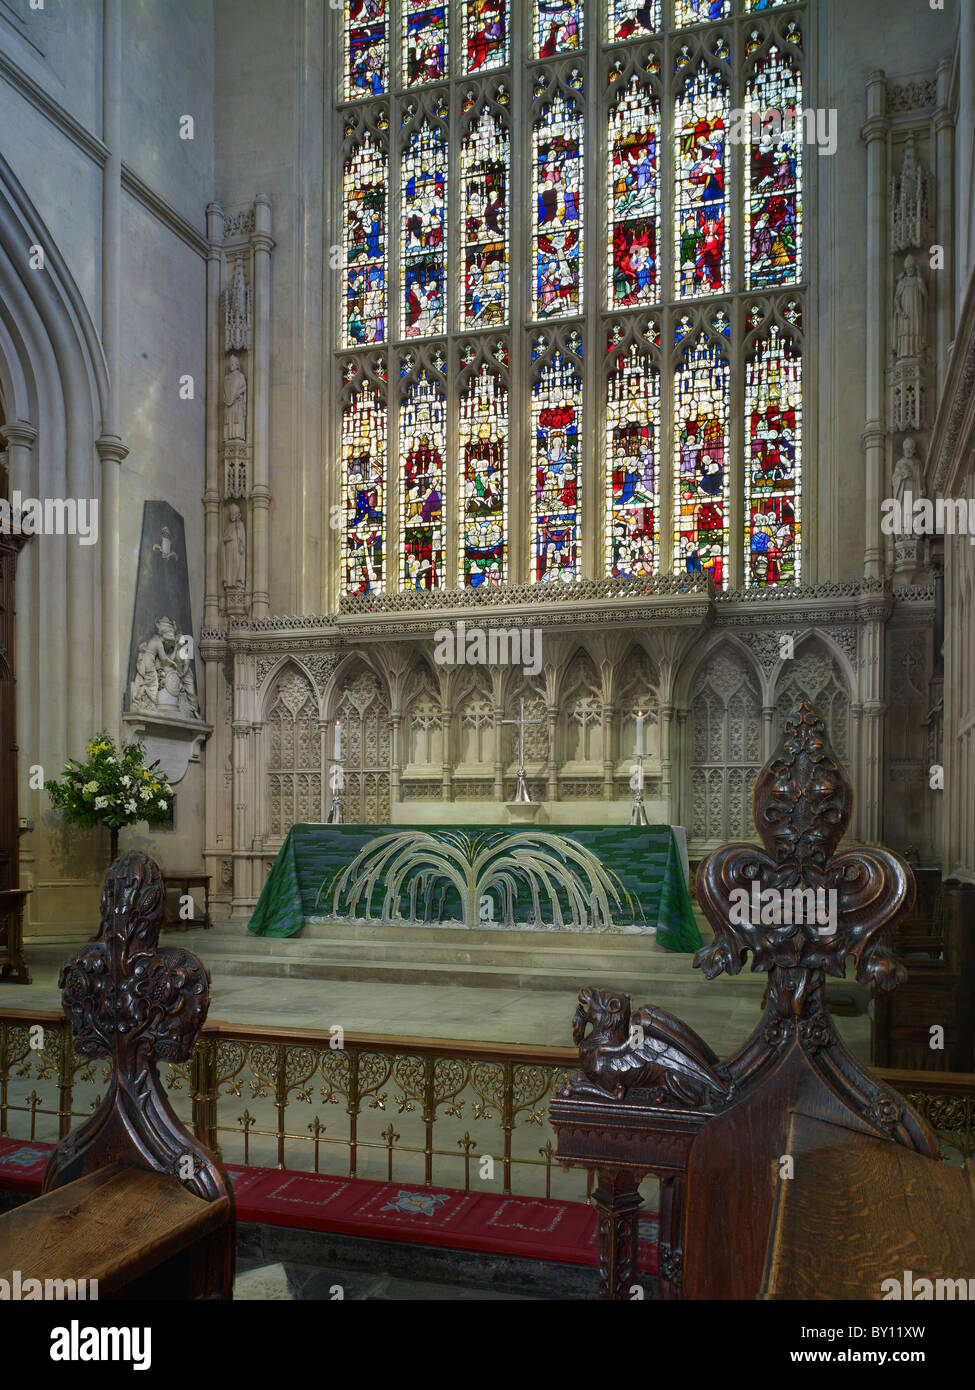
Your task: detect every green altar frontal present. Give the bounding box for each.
[248,823,702,953]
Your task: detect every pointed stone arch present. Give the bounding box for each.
[686,638,764,845]
[772,632,852,764]
[330,659,392,822]
[263,663,322,836]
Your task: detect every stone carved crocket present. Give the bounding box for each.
[571,986,732,1107]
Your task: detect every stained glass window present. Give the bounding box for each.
[607,1,660,41]
[463,0,509,73]
[342,375,387,594]
[745,318,801,586]
[346,0,388,100]
[674,0,731,25]
[675,64,728,298]
[402,119,447,338]
[532,92,584,320]
[343,132,387,346]
[460,105,509,328]
[607,341,660,577]
[459,358,508,585]
[532,0,583,60]
[335,0,805,596]
[532,337,582,583]
[746,44,802,288]
[608,77,660,308]
[402,1,447,87]
[673,330,730,586]
[401,368,447,589]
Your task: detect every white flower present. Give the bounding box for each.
[106,757,115,764]
[140,788,152,801]
[121,775,131,788]
[158,800,168,811]
[94,796,108,810]
[82,781,98,796]
[124,799,136,814]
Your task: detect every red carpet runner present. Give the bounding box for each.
[0,1137,658,1275]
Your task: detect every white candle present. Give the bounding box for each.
[333,721,342,761]
[636,712,644,757]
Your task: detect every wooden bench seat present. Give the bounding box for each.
[0,1163,232,1299]
[762,1112,975,1299]
[0,851,235,1299]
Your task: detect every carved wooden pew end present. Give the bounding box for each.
[0,851,235,1300]
[551,699,939,1301]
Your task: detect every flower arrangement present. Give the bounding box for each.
[45,733,174,863]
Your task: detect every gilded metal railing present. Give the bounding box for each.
[1,1009,972,1200]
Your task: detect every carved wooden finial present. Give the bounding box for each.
[43,851,230,1203]
[696,697,914,1013]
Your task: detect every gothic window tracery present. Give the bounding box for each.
[336,2,805,594]
[689,643,762,841]
[265,667,321,836]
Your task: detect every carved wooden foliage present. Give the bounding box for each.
[43,851,230,1203]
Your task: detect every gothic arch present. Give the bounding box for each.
[262,663,321,837]
[772,631,852,763]
[0,152,109,770]
[329,657,392,822]
[683,637,764,846]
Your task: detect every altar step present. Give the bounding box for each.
[195,919,768,998]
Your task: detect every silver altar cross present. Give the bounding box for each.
[502,697,542,803]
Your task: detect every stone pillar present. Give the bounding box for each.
[493,703,504,801]
[1,422,37,775]
[231,723,251,909]
[674,709,688,829]
[659,704,674,821]
[441,705,453,800]
[935,60,954,396]
[204,203,225,630]
[861,72,888,582]
[250,196,274,619]
[546,704,558,802]
[390,712,402,805]
[98,0,127,736]
[761,704,776,761]
[601,703,615,800]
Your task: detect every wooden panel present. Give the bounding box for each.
[0,1163,231,1294]
[762,1113,975,1300]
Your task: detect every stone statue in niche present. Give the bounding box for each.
[892,436,924,529]
[223,355,247,442]
[130,616,201,720]
[893,254,927,361]
[222,502,246,589]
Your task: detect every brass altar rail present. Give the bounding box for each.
[1,1010,972,1195]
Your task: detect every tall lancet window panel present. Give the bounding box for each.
[745,26,802,289]
[674,51,729,299]
[402,0,448,85]
[459,343,509,587]
[532,0,583,59]
[402,107,448,338]
[673,312,730,587]
[532,82,585,321]
[346,0,389,99]
[745,303,802,587]
[460,94,510,330]
[400,355,448,590]
[606,322,661,579]
[532,332,583,584]
[608,72,661,308]
[343,127,388,347]
[341,357,388,596]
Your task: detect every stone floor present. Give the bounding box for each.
[12,931,871,1062]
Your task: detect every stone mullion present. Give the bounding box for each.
[601,702,615,801]
[509,6,528,584]
[727,25,744,592]
[580,26,598,579]
[389,92,404,593]
[659,27,677,575]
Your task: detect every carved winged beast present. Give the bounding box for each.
[571,986,732,1107]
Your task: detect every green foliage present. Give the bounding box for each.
[45,732,174,832]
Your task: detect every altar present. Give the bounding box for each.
[248,823,701,952]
